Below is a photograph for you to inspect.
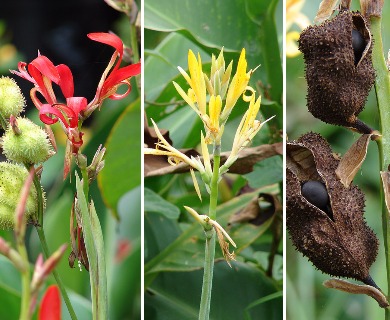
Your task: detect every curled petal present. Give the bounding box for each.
[102,63,140,98]
[87,32,124,59]
[39,104,69,126]
[57,64,74,98]
[29,55,60,84]
[10,62,35,83]
[108,81,132,100]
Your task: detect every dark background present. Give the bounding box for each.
[0,0,120,102]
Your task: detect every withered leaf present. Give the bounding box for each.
[145,142,282,177]
[380,171,390,218]
[323,278,389,308]
[361,0,384,18]
[314,0,339,24]
[336,133,372,187]
[287,133,379,284]
[228,193,280,226]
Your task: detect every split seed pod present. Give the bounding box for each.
[286,132,378,285]
[299,11,375,133]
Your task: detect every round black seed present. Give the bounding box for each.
[352,29,365,64]
[301,180,329,210]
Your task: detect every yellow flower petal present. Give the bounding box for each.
[190,169,202,201]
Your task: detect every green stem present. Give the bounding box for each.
[36,228,78,320]
[129,22,140,95]
[209,146,221,221]
[199,144,221,320]
[198,230,216,320]
[370,15,390,320]
[80,166,89,202]
[0,112,7,130]
[17,241,30,320]
[27,165,77,320]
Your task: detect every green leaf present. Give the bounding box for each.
[76,174,107,319]
[244,156,283,189]
[108,187,141,320]
[145,0,260,51]
[98,99,141,218]
[144,188,181,220]
[145,190,275,277]
[145,261,282,320]
[0,255,20,319]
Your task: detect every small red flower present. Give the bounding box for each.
[40,97,87,152]
[39,285,61,320]
[86,32,141,114]
[12,32,140,156]
[12,55,74,108]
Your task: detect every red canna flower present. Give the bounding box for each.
[39,97,87,152]
[11,55,74,108]
[11,32,140,155]
[39,285,61,320]
[86,32,141,115]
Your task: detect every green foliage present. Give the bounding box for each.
[145,0,283,318]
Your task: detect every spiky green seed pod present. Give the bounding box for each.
[3,118,54,164]
[0,162,40,229]
[0,77,25,119]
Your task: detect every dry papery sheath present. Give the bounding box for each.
[287,132,379,286]
[299,10,375,133]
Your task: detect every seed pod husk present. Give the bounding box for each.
[299,11,375,133]
[287,132,378,284]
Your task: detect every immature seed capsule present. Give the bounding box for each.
[352,29,365,65]
[301,180,329,210]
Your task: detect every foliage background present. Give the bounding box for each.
[0,1,141,319]
[287,0,390,319]
[144,0,283,319]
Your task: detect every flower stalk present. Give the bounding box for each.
[146,48,270,319]
[370,11,390,320]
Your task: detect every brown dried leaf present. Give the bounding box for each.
[341,0,352,10]
[214,227,236,267]
[314,0,339,24]
[361,0,384,17]
[380,171,390,218]
[228,193,280,226]
[336,134,372,187]
[323,278,389,308]
[144,142,282,177]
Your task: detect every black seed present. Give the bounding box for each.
[352,29,365,65]
[301,180,329,210]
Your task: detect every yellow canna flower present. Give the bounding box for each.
[174,48,257,144]
[221,92,274,174]
[222,48,252,119]
[286,0,310,58]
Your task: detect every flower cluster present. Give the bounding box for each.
[11,32,141,153]
[146,48,271,189]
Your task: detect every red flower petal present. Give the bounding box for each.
[39,285,61,320]
[87,32,124,57]
[30,55,60,84]
[39,104,70,127]
[57,64,74,98]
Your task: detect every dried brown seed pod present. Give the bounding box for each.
[287,132,379,285]
[299,11,375,133]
